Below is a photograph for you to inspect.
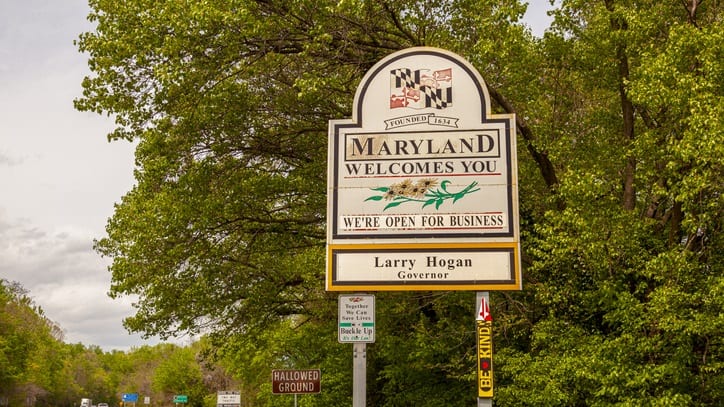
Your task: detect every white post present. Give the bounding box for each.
[353,342,367,406]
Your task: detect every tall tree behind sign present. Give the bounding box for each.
[77,0,722,405]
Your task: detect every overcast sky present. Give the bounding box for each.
[0,0,156,351]
[0,0,554,351]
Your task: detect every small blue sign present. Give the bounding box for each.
[122,393,139,402]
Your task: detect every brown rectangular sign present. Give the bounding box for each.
[271,369,321,394]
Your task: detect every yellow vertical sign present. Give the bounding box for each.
[477,319,493,397]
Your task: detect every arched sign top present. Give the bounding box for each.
[326,47,521,292]
[352,47,492,132]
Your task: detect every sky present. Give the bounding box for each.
[0,0,555,351]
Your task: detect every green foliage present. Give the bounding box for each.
[0,280,71,406]
[369,292,477,406]
[494,1,724,405]
[0,280,249,407]
[74,0,723,405]
[152,346,204,406]
[0,281,36,395]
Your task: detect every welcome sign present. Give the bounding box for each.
[326,47,521,291]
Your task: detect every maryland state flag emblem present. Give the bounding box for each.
[390,68,452,109]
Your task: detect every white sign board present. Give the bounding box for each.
[338,294,375,343]
[217,391,240,407]
[327,47,521,291]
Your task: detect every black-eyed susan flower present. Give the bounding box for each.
[365,178,480,211]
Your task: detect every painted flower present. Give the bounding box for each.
[366,178,479,211]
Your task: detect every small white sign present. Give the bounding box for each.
[217,391,240,406]
[338,294,375,343]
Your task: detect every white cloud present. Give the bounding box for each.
[0,213,155,350]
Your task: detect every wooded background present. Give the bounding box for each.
[4,1,721,406]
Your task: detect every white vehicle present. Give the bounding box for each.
[80,399,92,407]
[98,403,109,407]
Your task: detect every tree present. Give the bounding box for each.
[76,0,723,405]
[0,280,35,401]
[0,280,75,406]
[150,345,203,407]
[492,1,723,405]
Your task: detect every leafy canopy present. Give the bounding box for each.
[76,0,723,405]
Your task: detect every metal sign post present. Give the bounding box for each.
[353,343,366,407]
